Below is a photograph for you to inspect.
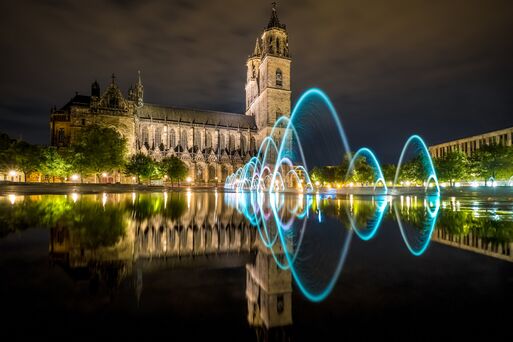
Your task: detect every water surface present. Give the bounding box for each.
[0,191,512,339]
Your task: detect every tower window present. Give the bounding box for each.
[277,295,284,314]
[81,119,85,125]
[276,69,283,87]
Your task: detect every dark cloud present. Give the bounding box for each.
[0,0,512,161]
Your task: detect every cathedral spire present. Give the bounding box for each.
[267,2,285,30]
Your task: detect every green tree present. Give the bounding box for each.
[351,156,373,185]
[470,143,513,183]
[0,132,15,173]
[11,140,40,181]
[335,153,351,182]
[70,125,127,182]
[124,153,157,184]
[160,156,188,186]
[397,156,426,185]
[37,146,71,182]
[434,150,469,186]
[382,164,397,185]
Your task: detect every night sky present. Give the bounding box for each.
[1,0,512,162]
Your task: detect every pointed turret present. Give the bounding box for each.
[135,70,144,107]
[91,80,100,97]
[252,38,262,57]
[267,2,286,30]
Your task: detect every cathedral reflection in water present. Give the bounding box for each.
[46,191,294,336]
[6,190,508,338]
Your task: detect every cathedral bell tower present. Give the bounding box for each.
[245,3,291,140]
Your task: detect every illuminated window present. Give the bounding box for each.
[155,127,162,147]
[181,130,188,149]
[229,135,235,152]
[169,129,176,148]
[240,135,247,153]
[206,132,212,149]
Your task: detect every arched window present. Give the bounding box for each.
[155,127,162,147]
[206,132,212,149]
[276,69,282,87]
[142,126,149,145]
[181,130,188,149]
[169,129,176,148]
[276,39,280,54]
[240,135,247,153]
[229,135,235,152]
[250,137,256,151]
[219,133,226,150]
[194,129,201,149]
[58,128,65,143]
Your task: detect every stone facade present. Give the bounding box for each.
[49,5,291,184]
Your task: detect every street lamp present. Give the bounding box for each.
[71,174,79,181]
[186,176,192,183]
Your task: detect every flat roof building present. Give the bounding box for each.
[429,126,513,158]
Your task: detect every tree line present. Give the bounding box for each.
[0,126,188,184]
[309,143,513,187]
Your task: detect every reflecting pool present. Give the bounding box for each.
[1,191,512,339]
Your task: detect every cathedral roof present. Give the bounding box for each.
[137,104,257,130]
[60,94,91,110]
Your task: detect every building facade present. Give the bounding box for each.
[49,4,291,184]
[429,126,513,159]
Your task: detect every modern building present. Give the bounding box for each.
[429,126,513,159]
[49,4,291,184]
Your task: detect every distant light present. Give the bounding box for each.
[132,176,136,181]
[102,172,108,177]
[492,181,497,187]
[404,181,411,187]
[441,183,447,188]
[71,174,79,181]
[455,182,461,187]
[349,182,354,187]
[470,181,479,188]
[186,177,192,183]
[8,170,17,177]
[315,181,320,186]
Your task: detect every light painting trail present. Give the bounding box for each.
[224,88,440,196]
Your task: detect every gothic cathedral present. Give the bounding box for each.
[49,4,291,184]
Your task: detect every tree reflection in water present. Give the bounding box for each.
[0,191,512,336]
